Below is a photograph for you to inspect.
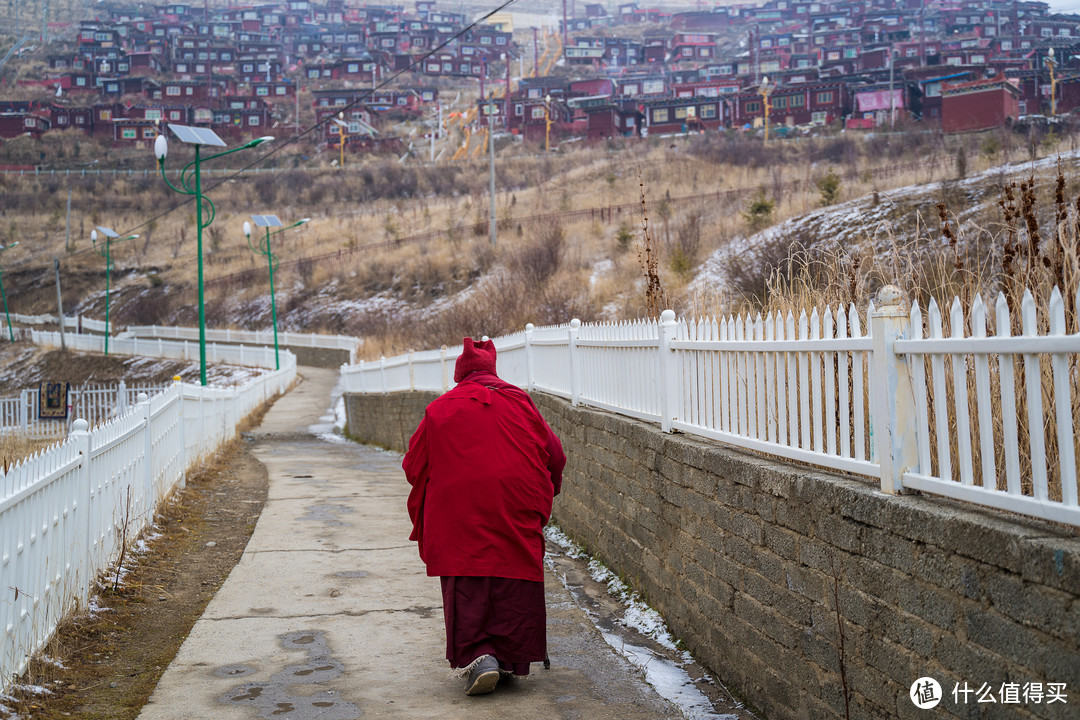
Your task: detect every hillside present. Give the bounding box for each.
[1,128,1074,357]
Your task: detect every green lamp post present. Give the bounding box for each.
[91,226,139,355]
[154,124,274,385]
[0,241,19,342]
[243,215,311,370]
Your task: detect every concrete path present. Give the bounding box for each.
[136,367,691,720]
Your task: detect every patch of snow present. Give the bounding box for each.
[600,633,738,720]
[40,656,67,670]
[87,597,111,617]
[7,686,49,697]
[544,526,739,720]
[590,259,614,288]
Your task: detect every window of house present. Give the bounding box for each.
[790,94,805,107]
[496,36,506,44]
[308,69,320,78]
[481,36,492,44]
[335,98,346,105]
[816,91,833,103]
[186,87,194,95]
[811,111,827,124]
[698,47,710,57]
[1042,28,1052,37]
[256,86,269,95]
[24,117,36,128]
[195,64,205,73]
[746,101,761,113]
[773,96,788,109]
[248,115,260,125]
[170,110,181,120]
[143,128,156,138]
[122,128,137,139]
[443,62,453,71]
[674,107,688,119]
[531,106,545,119]
[145,109,162,120]
[76,77,87,87]
[58,115,68,125]
[348,63,359,73]
[75,115,85,124]
[700,104,716,118]
[275,86,287,95]
[100,109,112,120]
[652,108,669,122]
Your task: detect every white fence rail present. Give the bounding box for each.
[0,382,170,439]
[0,345,295,692]
[124,325,360,363]
[340,285,1080,528]
[30,329,281,369]
[3,313,110,334]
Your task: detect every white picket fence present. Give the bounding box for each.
[29,329,281,369]
[0,382,170,439]
[3,313,110,334]
[0,345,296,692]
[124,325,361,363]
[340,285,1080,528]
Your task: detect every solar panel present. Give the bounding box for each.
[168,123,227,147]
[95,226,120,238]
[251,215,283,227]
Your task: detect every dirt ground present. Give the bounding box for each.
[1,435,269,720]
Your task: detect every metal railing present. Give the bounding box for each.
[0,382,169,439]
[341,285,1080,528]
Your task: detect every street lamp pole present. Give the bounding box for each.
[544,93,553,153]
[244,215,310,370]
[155,124,273,385]
[91,226,139,356]
[1048,47,1058,116]
[0,241,18,343]
[759,76,773,142]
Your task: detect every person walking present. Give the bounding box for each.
[403,337,566,696]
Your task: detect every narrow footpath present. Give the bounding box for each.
[135,367,696,720]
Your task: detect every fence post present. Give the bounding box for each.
[524,323,535,392]
[139,392,152,500]
[870,286,918,494]
[658,309,679,432]
[568,319,581,406]
[118,380,128,415]
[19,389,28,434]
[407,350,415,391]
[380,357,387,395]
[174,378,187,489]
[71,418,93,605]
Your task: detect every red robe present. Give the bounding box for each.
[403,371,565,582]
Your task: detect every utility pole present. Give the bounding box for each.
[64,188,71,253]
[41,0,48,46]
[54,257,65,351]
[889,46,895,131]
[488,99,496,248]
[533,27,539,77]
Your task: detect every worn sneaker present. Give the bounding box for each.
[463,655,500,696]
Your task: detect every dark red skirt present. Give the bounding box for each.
[441,576,546,676]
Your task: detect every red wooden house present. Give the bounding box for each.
[0,112,50,139]
[641,96,723,135]
[731,81,850,128]
[942,75,1021,133]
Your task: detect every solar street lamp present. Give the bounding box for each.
[0,241,19,342]
[91,226,139,355]
[243,215,310,370]
[154,124,273,385]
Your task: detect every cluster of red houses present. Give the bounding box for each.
[2,0,1080,152]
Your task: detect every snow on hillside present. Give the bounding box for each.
[693,149,1080,294]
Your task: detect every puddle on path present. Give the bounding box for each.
[300,502,354,527]
[218,631,360,720]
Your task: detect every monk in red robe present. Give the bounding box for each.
[403,337,566,695]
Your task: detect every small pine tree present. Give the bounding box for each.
[742,190,776,231]
[816,170,842,206]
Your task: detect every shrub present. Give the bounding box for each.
[742,190,776,231]
[816,170,842,206]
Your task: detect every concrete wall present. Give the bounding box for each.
[345,390,1080,720]
[288,345,352,369]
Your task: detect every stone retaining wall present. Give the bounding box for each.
[345,390,1080,720]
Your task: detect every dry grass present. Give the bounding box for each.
[0,433,58,472]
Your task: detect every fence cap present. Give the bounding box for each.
[877,285,903,308]
[71,418,89,433]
